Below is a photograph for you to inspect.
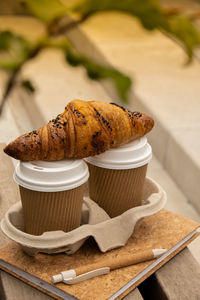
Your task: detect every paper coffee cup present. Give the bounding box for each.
[85,137,152,217]
[14,160,89,235]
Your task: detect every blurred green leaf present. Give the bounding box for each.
[22,0,67,23]
[0,31,30,70]
[72,0,169,31]
[21,79,35,93]
[72,0,200,58]
[168,16,200,60]
[66,48,131,101]
[22,0,200,60]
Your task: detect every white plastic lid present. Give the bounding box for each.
[14,159,89,192]
[85,137,152,170]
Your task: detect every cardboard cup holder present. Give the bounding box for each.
[1,177,167,256]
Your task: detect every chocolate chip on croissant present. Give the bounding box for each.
[3,99,154,161]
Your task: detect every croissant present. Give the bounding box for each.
[4,100,154,161]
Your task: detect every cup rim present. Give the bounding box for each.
[14,172,89,192]
[85,137,152,170]
[14,159,89,192]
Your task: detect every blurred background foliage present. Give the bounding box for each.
[0,0,200,114]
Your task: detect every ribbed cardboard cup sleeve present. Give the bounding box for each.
[88,164,147,218]
[19,184,86,236]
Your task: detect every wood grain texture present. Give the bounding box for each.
[65,16,120,101]
[154,247,200,300]
[0,271,6,300]
[123,288,144,300]
[0,147,199,299]
[0,211,199,300]
[1,271,54,300]
[139,247,200,300]
[0,146,200,300]
[118,233,200,300]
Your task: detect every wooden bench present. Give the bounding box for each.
[0,144,200,300]
[1,2,200,296]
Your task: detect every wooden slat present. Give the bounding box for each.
[0,143,20,248]
[0,144,54,299]
[139,273,168,300]
[0,271,6,300]
[155,247,200,300]
[65,16,120,102]
[123,288,144,300]
[138,247,200,300]
[1,272,54,300]
[8,88,45,134]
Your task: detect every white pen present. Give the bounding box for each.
[52,248,167,285]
